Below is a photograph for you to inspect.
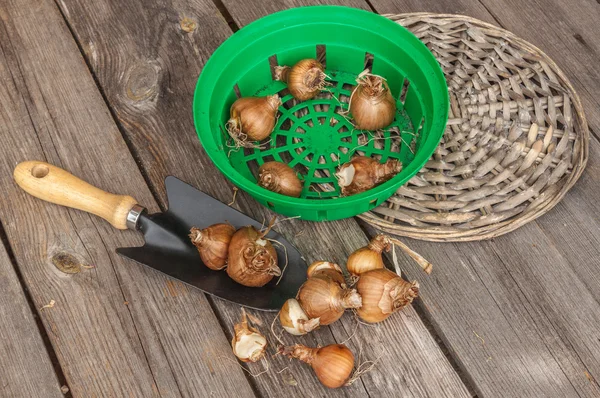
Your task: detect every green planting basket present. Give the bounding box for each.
[193,6,448,221]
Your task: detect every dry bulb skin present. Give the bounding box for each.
[347,234,391,276]
[189,223,236,270]
[336,156,402,196]
[279,298,320,336]
[297,268,361,325]
[227,95,281,148]
[275,59,327,101]
[278,344,355,388]
[387,236,433,275]
[306,261,343,278]
[258,161,302,198]
[349,71,397,130]
[227,225,280,287]
[232,309,267,363]
[308,267,347,288]
[356,268,419,323]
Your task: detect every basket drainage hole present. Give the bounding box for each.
[32,164,49,178]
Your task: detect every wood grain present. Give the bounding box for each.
[465,10,600,380]
[368,0,495,23]
[0,0,254,396]
[374,0,600,135]
[474,0,600,135]
[361,1,600,396]
[0,246,63,397]
[219,0,371,27]
[453,4,600,394]
[55,0,471,396]
[6,0,599,397]
[363,219,600,397]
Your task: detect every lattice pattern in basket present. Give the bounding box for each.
[227,55,418,199]
[360,13,589,241]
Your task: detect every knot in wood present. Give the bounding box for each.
[52,252,82,274]
[125,62,160,103]
[180,17,197,33]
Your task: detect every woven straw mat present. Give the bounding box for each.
[360,13,589,242]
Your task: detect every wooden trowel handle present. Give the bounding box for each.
[14,161,140,230]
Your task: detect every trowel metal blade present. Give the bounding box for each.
[117,176,306,311]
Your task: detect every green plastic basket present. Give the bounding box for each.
[193,6,448,221]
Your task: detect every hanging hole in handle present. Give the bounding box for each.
[32,164,49,178]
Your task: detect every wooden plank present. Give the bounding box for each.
[534,139,600,309]
[371,0,600,135]
[368,0,495,23]
[56,0,471,396]
[0,0,255,396]
[454,6,600,392]
[0,245,63,397]
[468,0,600,313]
[473,0,600,134]
[363,219,600,397]
[220,0,371,27]
[226,2,600,396]
[361,1,600,396]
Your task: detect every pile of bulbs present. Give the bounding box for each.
[189,219,280,287]
[231,234,429,388]
[226,58,402,198]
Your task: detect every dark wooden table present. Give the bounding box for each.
[1,0,599,397]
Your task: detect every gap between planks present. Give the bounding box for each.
[51,0,167,214]
[209,0,240,32]
[357,220,480,398]
[49,0,277,394]
[0,218,72,397]
[48,2,238,396]
[209,1,476,395]
[48,0,488,395]
[204,6,382,396]
[46,1,335,396]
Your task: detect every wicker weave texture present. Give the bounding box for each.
[361,13,589,242]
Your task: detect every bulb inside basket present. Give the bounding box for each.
[225,50,421,200]
[194,6,448,221]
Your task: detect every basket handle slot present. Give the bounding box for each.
[233,83,241,99]
[364,52,374,72]
[316,44,326,67]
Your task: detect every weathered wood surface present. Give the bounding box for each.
[0,0,254,396]
[2,0,600,396]
[55,0,471,396]
[221,2,600,397]
[369,0,495,23]
[474,0,600,136]
[373,0,600,135]
[220,0,370,27]
[0,245,63,397]
[363,1,600,397]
